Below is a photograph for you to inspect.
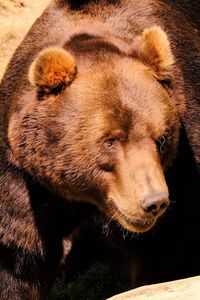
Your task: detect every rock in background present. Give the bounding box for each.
[107,276,200,300]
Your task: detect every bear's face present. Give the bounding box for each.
[8,27,181,233]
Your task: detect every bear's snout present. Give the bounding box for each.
[141,192,169,217]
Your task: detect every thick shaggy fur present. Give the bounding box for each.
[0,1,199,299]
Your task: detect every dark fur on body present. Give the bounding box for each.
[0,0,200,299]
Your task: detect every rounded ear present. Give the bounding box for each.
[132,26,174,82]
[29,47,77,96]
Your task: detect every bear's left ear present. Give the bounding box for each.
[132,26,174,82]
[29,47,77,96]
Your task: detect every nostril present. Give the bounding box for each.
[142,192,169,216]
[146,204,158,213]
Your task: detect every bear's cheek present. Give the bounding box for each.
[8,112,51,176]
[8,115,24,164]
[157,124,180,171]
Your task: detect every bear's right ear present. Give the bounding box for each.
[29,47,77,96]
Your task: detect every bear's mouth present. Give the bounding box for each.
[120,213,156,232]
[107,201,156,233]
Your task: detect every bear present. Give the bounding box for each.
[0,0,200,299]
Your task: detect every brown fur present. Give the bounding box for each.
[132,26,174,81]
[0,0,199,299]
[8,26,179,233]
[29,47,77,94]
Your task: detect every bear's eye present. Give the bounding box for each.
[99,163,115,172]
[104,136,119,148]
[103,134,127,151]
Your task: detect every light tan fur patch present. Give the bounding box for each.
[134,26,174,80]
[29,47,77,90]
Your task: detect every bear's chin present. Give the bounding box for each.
[118,216,156,233]
[111,209,157,233]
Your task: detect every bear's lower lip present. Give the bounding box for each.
[110,204,156,232]
[122,216,156,232]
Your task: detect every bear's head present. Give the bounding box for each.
[8,26,183,233]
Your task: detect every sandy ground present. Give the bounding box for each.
[0,0,51,81]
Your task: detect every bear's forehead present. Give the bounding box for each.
[67,59,169,116]
[60,63,170,140]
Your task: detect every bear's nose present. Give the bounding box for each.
[141,192,169,217]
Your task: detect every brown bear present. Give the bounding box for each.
[0,0,199,299]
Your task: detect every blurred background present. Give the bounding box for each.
[0,0,50,80]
